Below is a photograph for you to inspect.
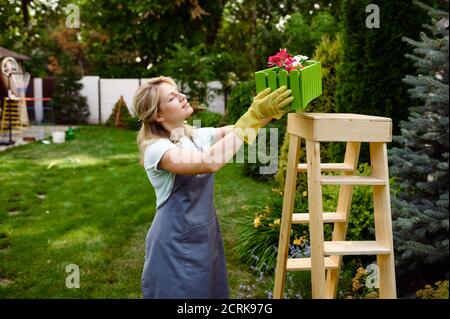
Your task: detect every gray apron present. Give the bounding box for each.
[141,165,230,298]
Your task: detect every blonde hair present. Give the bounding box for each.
[133,76,195,160]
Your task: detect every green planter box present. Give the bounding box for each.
[254,60,323,111]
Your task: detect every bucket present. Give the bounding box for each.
[52,131,65,144]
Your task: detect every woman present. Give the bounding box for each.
[133,76,293,299]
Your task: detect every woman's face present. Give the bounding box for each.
[157,82,193,124]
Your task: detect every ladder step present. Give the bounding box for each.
[324,241,391,255]
[287,257,339,271]
[2,121,21,124]
[321,175,386,185]
[292,212,347,224]
[297,163,355,172]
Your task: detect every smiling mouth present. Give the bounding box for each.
[182,102,190,109]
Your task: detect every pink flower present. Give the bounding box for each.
[267,49,307,72]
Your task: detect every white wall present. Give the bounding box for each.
[79,76,100,124]
[31,77,225,124]
[207,81,225,115]
[33,78,43,123]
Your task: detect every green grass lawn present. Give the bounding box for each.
[0,125,275,298]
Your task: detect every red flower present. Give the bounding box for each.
[267,48,302,72]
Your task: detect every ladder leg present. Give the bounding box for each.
[306,140,326,299]
[325,142,361,298]
[273,134,301,299]
[370,142,397,298]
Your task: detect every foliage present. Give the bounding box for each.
[160,43,214,104]
[283,11,337,58]
[224,80,255,124]
[339,260,380,299]
[335,0,434,163]
[241,120,286,180]
[283,13,314,57]
[416,280,449,299]
[48,24,89,125]
[105,96,134,130]
[79,1,226,78]
[388,1,449,296]
[52,66,89,125]
[124,116,141,132]
[187,110,224,128]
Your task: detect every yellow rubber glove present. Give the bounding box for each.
[233,86,293,144]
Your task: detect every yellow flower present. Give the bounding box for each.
[253,216,261,228]
[274,218,280,225]
[293,236,302,245]
[302,191,307,197]
[357,267,367,274]
[272,187,283,195]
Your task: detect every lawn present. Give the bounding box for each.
[0,125,275,298]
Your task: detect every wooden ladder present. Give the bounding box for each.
[273,112,397,299]
[1,97,22,133]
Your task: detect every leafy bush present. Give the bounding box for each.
[160,43,214,105]
[224,80,254,124]
[242,119,287,180]
[416,281,449,299]
[338,259,380,299]
[52,67,89,125]
[187,110,224,128]
[124,116,140,131]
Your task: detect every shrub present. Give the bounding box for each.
[241,119,287,181]
[338,259,380,299]
[416,281,449,299]
[224,80,254,125]
[124,116,140,131]
[187,110,224,128]
[52,68,89,125]
[160,43,214,105]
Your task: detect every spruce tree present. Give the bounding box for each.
[388,1,449,296]
[52,65,89,125]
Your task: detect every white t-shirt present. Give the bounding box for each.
[144,127,217,209]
